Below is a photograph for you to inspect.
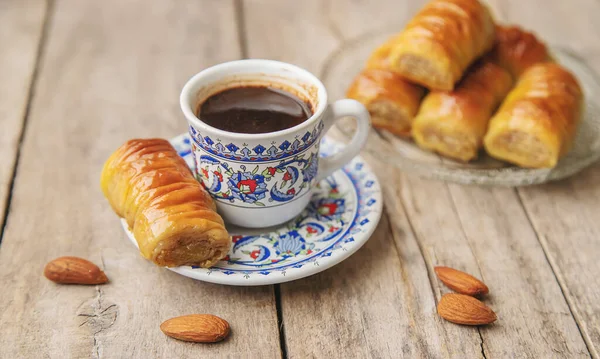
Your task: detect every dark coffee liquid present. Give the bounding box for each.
[198,86,312,134]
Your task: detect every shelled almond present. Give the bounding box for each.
[434,266,489,297]
[437,293,497,325]
[43,256,108,285]
[160,314,230,343]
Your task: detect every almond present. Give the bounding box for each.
[160,314,230,343]
[434,266,489,296]
[44,256,108,285]
[437,293,497,325]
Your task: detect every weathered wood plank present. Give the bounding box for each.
[0,0,47,235]
[391,0,596,352]
[486,0,600,52]
[517,164,600,358]
[514,52,600,358]
[0,1,280,358]
[243,1,482,357]
[390,173,590,357]
[243,0,338,75]
[488,0,600,355]
[395,0,597,356]
[2,0,598,358]
[326,0,421,40]
[243,0,594,358]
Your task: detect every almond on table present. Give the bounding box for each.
[160,314,230,343]
[437,293,497,326]
[434,266,489,297]
[43,256,108,285]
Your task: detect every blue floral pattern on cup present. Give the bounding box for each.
[191,123,325,207]
[228,169,268,204]
[188,121,324,163]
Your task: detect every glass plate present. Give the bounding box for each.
[324,30,600,186]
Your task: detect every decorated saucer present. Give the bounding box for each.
[121,133,382,286]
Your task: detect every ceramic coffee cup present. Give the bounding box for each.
[180,59,370,228]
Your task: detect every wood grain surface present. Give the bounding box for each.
[242,1,484,358]
[0,0,599,358]
[0,1,280,358]
[488,2,600,357]
[0,0,47,236]
[241,0,596,357]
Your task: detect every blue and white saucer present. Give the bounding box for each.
[121,134,382,286]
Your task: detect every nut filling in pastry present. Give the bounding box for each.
[397,55,450,92]
[420,128,479,162]
[367,100,413,136]
[490,131,552,167]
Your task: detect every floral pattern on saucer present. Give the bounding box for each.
[121,134,382,286]
[209,176,346,269]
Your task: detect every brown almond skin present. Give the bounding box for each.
[44,256,108,285]
[160,314,230,343]
[437,293,497,325]
[434,266,489,296]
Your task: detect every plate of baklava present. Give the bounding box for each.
[327,0,600,186]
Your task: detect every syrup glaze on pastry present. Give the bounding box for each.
[412,60,513,161]
[489,25,550,78]
[101,139,231,268]
[347,36,425,136]
[347,68,425,137]
[484,63,583,168]
[411,25,551,162]
[365,34,403,71]
[389,0,496,91]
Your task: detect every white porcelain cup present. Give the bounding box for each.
[180,59,370,228]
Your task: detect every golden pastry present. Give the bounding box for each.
[412,60,513,161]
[101,139,231,268]
[347,68,425,136]
[489,25,550,78]
[411,24,552,161]
[484,63,583,168]
[347,36,425,136]
[365,34,403,71]
[389,0,495,91]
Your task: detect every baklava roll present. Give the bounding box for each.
[389,0,495,91]
[101,139,231,268]
[365,34,403,70]
[347,68,425,136]
[484,63,583,168]
[489,25,550,78]
[412,60,513,161]
[346,37,425,136]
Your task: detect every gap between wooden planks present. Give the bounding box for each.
[0,0,48,243]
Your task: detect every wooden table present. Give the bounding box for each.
[1,0,599,358]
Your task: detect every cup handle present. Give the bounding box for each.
[316,99,371,182]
